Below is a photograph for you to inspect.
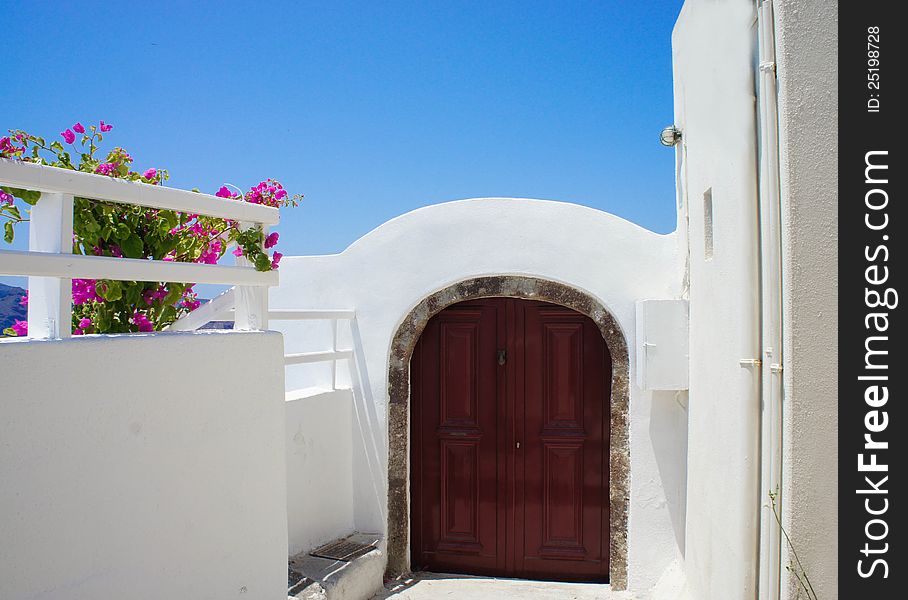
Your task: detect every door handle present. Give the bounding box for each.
[497,349,507,366]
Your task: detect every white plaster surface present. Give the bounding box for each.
[774,1,838,598]
[286,388,357,556]
[672,1,763,598]
[0,331,288,600]
[271,198,688,596]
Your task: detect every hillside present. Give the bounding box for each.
[0,282,28,331]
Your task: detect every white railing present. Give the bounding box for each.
[168,293,356,395]
[0,158,280,339]
[278,309,356,396]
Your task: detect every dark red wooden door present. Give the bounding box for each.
[410,298,611,582]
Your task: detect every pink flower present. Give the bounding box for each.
[19,291,28,306]
[73,122,85,134]
[232,245,244,257]
[215,186,233,198]
[99,121,113,132]
[264,232,279,249]
[78,317,92,330]
[143,168,157,180]
[61,129,76,144]
[95,162,118,176]
[72,328,84,336]
[0,136,24,157]
[11,320,27,336]
[0,190,13,205]
[72,279,101,305]
[271,251,283,269]
[131,312,154,332]
[196,240,222,265]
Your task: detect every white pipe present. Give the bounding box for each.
[756,1,785,599]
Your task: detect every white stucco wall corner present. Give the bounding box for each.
[0,330,288,600]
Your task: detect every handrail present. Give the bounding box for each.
[0,160,278,339]
[0,159,279,224]
[0,250,276,286]
[285,349,354,365]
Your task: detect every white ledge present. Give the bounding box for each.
[0,250,278,286]
[266,309,356,320]
[0,158,280,225]
[284,349,354,365]
[284,387,352,403]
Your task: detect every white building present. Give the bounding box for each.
[1,1,837,599]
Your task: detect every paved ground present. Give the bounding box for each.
[370,572,635,600]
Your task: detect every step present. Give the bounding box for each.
[289,533,384,600]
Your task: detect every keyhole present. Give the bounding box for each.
[497,349,507,365]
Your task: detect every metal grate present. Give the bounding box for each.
[310,538,376,562]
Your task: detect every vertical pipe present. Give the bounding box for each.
[756,1,785,598]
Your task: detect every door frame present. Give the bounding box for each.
[386,276,631,590]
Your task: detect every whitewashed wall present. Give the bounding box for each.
[774,1,839,598]
[286,388,356,556]
[0,331,288,600]
[672,1,762,598]
[271,198,687,595]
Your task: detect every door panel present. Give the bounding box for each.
[411,301,503,574]
[520,303,609,580]
[411,298,610,582]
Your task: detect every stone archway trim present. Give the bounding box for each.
[386,276,629,590]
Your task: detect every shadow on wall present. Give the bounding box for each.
[349,318,389,534]
[650,390,690,555]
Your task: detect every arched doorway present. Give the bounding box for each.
[386,276,629,589]
[410,297,611,581]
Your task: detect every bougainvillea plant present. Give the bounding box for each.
[1,121,299,337]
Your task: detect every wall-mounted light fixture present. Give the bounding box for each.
[660,125,682,147]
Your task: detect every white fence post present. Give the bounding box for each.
[27,192,73,339]
[330,318,339,390]
[233,223,269,331]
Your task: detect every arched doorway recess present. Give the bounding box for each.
[386,276,629,590]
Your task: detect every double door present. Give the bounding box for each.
[410,298,611,582]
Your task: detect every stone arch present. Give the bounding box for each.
[386,275,629,590]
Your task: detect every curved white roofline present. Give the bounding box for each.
[320,197,674,257]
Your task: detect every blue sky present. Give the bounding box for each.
[3,0,683,260]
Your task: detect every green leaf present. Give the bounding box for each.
[124,282,142,305]
[254,253,271,271]
[4,204,22,220]
[121,234,144,258]
[1,186,41,205]
[2,326,17,337]
[103,280,123,301]
[164,285,183,306]
[82,212,100,233]
[4,221,14,243]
